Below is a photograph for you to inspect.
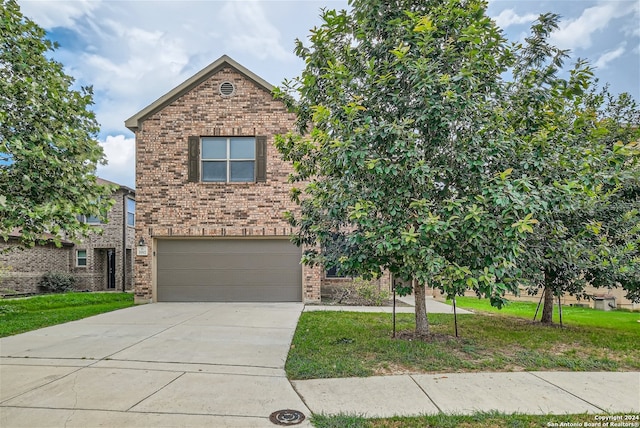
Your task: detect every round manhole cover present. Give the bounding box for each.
[269,409,306,425]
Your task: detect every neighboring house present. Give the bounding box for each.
[126,55,391,303]
[0,178,136,294]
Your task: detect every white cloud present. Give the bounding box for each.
[622,2,640,37]
[594,45,626,69]
[97,135,135,188]
[18,0,100,29]
[219,1,295,61]
[492,9,538,29]
[551,2,634,50]
[77,20,192,133]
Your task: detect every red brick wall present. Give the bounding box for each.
[134,66,322,302]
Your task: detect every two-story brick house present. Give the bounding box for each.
[125,55,324,303]
[0,178,136,294]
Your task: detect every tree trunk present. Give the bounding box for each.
[413,279,430,335]
[541,271,555,324]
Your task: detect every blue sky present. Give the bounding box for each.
[17,0,640,189]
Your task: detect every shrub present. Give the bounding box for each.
[332,277,391,306]
[38,272,77,293]
[0,263,11,284]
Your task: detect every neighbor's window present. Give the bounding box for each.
[326,266,347,278]
[201,137,255,182]
[126,198,135,226]
[77,214,101,224]
[76,250,87,267]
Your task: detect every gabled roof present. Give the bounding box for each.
[97,177,135,195]
[124,55,274,131]
[4,228,74,247]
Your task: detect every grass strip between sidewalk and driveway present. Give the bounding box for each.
[286,300,640,380]
[311,411,632,428]
[0,292,134,337]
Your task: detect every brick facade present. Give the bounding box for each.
[0,241,73,293]
[0,183,135,294]
[128,56,325,303]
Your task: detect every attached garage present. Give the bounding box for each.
[156,239,302,302]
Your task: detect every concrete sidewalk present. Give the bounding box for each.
[304,295,472,314]
[293,371,640,417]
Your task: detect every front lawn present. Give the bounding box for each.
[311,412,625,428]
[452,296,639,330]
[0,292,135,337]
[286,302,640,379]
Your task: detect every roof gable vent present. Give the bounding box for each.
[219,81,236,97]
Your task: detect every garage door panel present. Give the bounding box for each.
[158,253,301,270]
[157,268,302,286]
[158,285,300,302]
[156,239,302,302]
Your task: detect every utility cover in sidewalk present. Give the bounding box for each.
[269,409,306,425]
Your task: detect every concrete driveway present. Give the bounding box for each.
[0,302,311,427]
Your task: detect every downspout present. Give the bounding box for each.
[122,191,129,292]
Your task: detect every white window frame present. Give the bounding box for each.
[201,137,255,183]
[77,214,101,225]
[76,249,87,267]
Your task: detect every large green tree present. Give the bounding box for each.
[275,0,537,334]
[502,14,640,323]
[276,0,639,333]
[0,0,113,247]
[583,91,640,306]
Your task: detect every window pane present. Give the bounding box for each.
[202,137,226,159]
[86,215,101,224]
[202,161,227,181]
[326,266,346,278]
[127,198,135,226]
[230,161,255,182]
[77,250,87,267]
[230,137,255,159]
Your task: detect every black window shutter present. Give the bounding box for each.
[256,136,267,182]
[187,136,200,182]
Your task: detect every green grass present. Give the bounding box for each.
[0,292,135,337]
[452,296,639,330]
[286,305,640,379]
[311,412,626,428]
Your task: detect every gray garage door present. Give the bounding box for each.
[156,239,302,302]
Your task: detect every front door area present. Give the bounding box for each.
[107,249,116,289]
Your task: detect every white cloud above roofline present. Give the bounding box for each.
[97,135,135,188]
[18,0,100,29]
[594,45,626,69]
[550,2,635,51]
[492,9,538,29]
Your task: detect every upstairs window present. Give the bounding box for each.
[202,137,255,182]
[126,198,135,226]
[188,135,266,183]
[77,214,101,224]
